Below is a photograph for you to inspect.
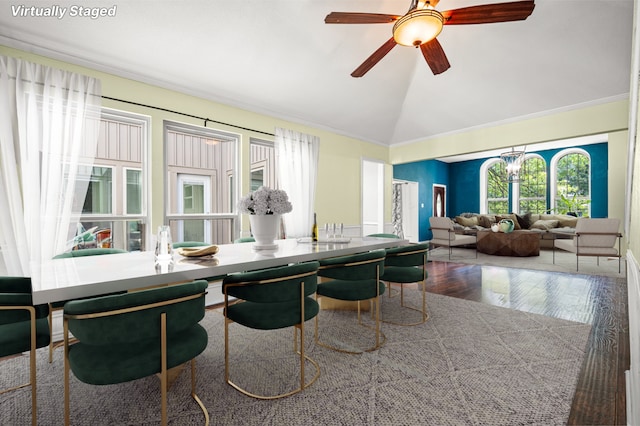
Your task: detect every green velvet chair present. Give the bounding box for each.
[63,280,209,426]
[172,241,207,248]
[366,233,401,239]
[315,250,387,353]
[222,261,320,399]
[379,243,430,326]
[233,237,255,243]
[0,276,51,426]
[49,248,128,362]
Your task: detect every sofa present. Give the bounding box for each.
[452,212,579,248]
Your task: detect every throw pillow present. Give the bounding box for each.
[497,213,521,230]
[530,219,559,230]
[515,212,532,230]
[555,215,579,228]
[477,215,495,228]
[455,216,478,227]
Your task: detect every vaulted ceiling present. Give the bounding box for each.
[0,0,634,146]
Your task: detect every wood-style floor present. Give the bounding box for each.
[424,260,629,425]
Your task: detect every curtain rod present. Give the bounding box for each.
[101,95,275,137]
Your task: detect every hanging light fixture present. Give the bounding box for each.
[393,7,444,47]
[500,148,526,182]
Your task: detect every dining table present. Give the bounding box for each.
[30,236,408,305]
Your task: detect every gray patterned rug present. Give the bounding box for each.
[1,291,591,425]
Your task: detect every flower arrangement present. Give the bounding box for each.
[237,186,293,215]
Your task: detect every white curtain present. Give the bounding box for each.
[274,127,319,238]
[0,55,102,275]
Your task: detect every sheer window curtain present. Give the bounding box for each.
[274,127,319,238]
[0,55,101,275]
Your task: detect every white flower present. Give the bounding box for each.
[237,186,293,215]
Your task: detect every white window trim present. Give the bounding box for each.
[480,158,504,214]
[550,148,591,215]
[515,153,546,214]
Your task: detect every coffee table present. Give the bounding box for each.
[476,230,540,257]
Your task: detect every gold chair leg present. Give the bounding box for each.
[160,313,167,426]
[190,359,210,425]
[30,308,37,426]
[316,295,386,354]
[381,280,429,326]
[226,319,319,399]
[64,318,71,426]
[48,305,53,363]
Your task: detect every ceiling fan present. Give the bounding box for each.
[325,0,535,77]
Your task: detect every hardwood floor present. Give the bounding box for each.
[424,260,629,425]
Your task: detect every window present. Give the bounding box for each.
[72,110,149,252]
[517,155,546,214]
[551,149,590,216]
[125,168,142,215]
[164,121,239,245]
[249,138,277,189]
[486,160,509,214]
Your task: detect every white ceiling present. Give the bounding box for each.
[0,0,634,147]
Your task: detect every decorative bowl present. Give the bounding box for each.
[499,219,515,233]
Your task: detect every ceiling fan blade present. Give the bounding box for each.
[420,38,451,75]
[351,38,397,78]
[325,12,400,24]
[442,1,535,25]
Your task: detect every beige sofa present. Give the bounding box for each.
[452,213,579,248]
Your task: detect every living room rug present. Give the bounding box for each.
[0,292,591,425]
[429,246,626,278]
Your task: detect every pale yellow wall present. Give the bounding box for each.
[390,100,628,163]
[390,100,629,230]
[0,45,389,233]
[608,130,629,229]
[1,44,630,237]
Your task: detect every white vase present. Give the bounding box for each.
[249,214,280,250]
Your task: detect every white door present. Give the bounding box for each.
[362,159,384,236]
[177,174,211,243]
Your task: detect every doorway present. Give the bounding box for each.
[433,184,446,217]
[361,159,384,236]
[394,180,419,243]
[177,174,211,243]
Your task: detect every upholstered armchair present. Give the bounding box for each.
[429,216,477,259]
[315,250,387,353]
[49,248,127,362]
[553,218,623,273]
[222,261,320,399]
[63,280,209,425]
[0,276,50,426]
[379,242,430,326]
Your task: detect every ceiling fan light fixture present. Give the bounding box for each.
[393,8,444,47]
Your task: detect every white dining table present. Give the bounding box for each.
[30,237,407,304]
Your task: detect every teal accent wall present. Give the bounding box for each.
[394,159,448,241]
[393,142,609,241]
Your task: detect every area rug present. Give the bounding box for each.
[0,292,591,425]
[429,246,626,278]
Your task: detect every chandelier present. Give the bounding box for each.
[500,148,526,182]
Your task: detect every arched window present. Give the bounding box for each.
[551,149,590,216]
[517,155,546,214]
[482,159,509,214]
